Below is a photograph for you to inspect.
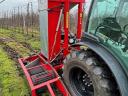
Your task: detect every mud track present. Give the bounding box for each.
[0,37,21,62]
[20,42,33,52]
[0,37,32,77]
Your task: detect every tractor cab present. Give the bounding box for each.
[84,0,128,73]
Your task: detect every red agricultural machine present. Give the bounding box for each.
[19,0,128,96]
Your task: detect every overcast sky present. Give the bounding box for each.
[0,0,38,12]
[0,0,90,14]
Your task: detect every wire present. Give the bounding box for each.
[0,0,6,4]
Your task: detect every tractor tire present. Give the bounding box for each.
[63,50,120,96]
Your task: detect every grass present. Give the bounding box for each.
[0,28,41,96]
[0,28,41,51]
[0,47,29,96]
[7,42,31,57]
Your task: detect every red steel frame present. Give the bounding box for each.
[19,0,85,96]
[19,55,69,96]
[48,0,84,60]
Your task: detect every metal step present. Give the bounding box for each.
[31,70,56,85]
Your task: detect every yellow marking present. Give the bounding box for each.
[80,13,83,18]
[80,13,83,24]
[66,12,69,28]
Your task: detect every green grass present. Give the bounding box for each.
[28,39,41,50]
[0,28,41,96]
[0,29,11,38]
[0,28,41,51]
[0,47,29,96]
[7,42,31,57]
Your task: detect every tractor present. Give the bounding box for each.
[19,0,128,96]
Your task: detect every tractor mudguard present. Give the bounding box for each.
[71,32,128,96]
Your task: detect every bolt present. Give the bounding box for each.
[85,83,87,85]
[84,74,87,77]
[82,88,85,90]
[82,86,85,91]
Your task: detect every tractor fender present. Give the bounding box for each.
[71,35,128,96]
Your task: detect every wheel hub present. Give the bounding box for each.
[69,67,94,96]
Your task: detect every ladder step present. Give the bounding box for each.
[28,66,45,75]
[31,70,56,85]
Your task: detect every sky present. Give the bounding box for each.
[0,0,90,15]
[0,0,38,12]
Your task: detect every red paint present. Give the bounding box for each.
[48,0,84,61]
[77,3,83,39]
[48,1,62,61]
[19,55,69,96]
[19,0,85,95]
[63,0,70,56]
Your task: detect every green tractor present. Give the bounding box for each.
[63,0,128,96]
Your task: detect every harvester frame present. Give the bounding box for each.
[19,0,84,95]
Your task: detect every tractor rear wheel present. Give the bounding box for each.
[63,50,120,96]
